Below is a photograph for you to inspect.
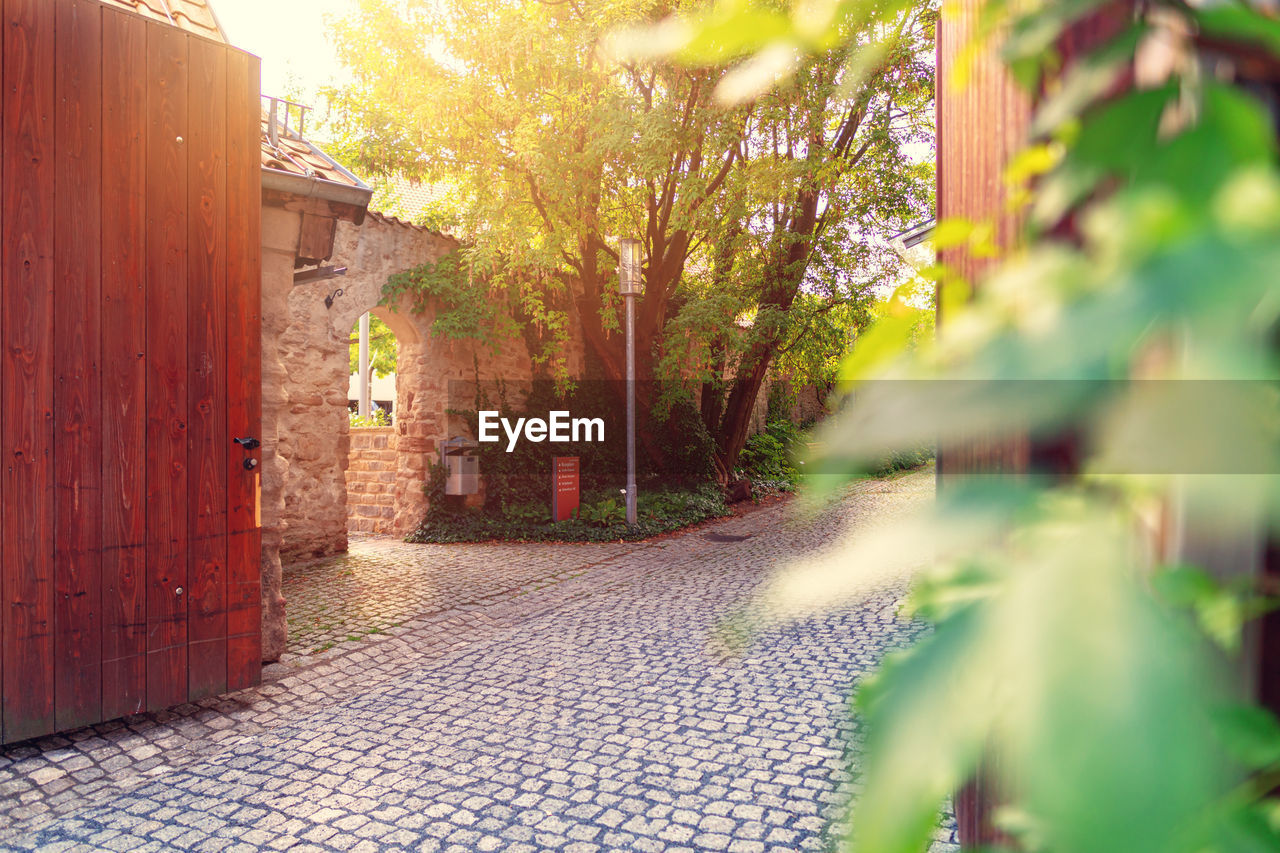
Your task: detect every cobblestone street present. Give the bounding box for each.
[0,468,957,852]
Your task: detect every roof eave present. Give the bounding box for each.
[261,166,374,211]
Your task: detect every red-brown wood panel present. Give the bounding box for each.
[52,0,103,733]
[144,22,190,713]
[225,49,262,691]
[2,8,262,744]
[937,3,1030,844]
[100,6,148,722]
[0,0,6,747]
[2,0,57,745]
[186,36,229,702]
[936,0,1031,312]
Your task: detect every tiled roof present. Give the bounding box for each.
[261,117,365,189]
[100,0,226,42]
[366,209,457,239]
[259,98,372,212]
[373,177,449,222]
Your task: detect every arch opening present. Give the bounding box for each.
[346,311,402,536]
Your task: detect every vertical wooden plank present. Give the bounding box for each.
[935,0,1031,313]
[0,0,6,746]
[937,1,1031,844]
[1261,538,1280,716]
[100,6,148,721]
[145,22,190,713]
[225,49,262,691]
[938,4,1127,845]
[0,0,6,749]
[186,36,228,702]
[52,0,102,732]
[2,0,56,744]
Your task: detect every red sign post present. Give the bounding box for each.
[552,457,580,521]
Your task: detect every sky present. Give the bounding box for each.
[212,0,361,102]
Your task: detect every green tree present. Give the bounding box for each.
[324,0,933,475]
[348,314,399,378]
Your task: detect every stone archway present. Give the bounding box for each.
[344,308,407,536]
[261,209,581,657]
[258,207,457,659]
[272,214,457,562]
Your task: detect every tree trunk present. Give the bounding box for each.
[714,344,773,473]
[710,199,815,473]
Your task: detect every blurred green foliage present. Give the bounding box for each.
[631,0,1280,850]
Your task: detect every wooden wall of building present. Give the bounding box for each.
[936,0,1033,843]
[0,0,262,744]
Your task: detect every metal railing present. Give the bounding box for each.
[262,96,311,148]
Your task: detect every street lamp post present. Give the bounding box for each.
[618,238,642,527]
[358,311,372,418]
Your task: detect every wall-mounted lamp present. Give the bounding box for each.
[324,287,345,309]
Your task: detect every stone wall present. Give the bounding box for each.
[269,212,584,561]
[346,427,396,534]
[270,215,451,560]
[752,378,831,433]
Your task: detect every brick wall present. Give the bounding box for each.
[346,427,397,534]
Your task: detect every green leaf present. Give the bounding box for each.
[1000,0,1113,89]
[1061,81,1277,208]
[1152,565,1221,608]
[1029,26,1144,139]
[1198,593,1249,654]
[1194,2,1280,62]
[848,606,992,853]
[676,7,794,62]
[1211,705,1280,770]
[1207,807,1280,853]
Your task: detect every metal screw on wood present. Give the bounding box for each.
[175,587,184,596]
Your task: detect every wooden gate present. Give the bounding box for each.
[1,0,262,744]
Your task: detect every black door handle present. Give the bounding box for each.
[233,437,261,450]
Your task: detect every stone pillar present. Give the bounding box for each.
[275,274,354,561]
[258,206,302,662]
[389,333,441,535]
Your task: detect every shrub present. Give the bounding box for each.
[579,496,626,526]
[871,444,935,476]
[350,407,391,428]
[737,419,806,488]
[408,482,729,544]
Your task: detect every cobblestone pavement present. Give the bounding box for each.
[1,468,959,852]
[283,538,636,656]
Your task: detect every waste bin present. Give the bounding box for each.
[440,436,479,495]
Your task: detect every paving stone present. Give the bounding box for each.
[0,471,958,853]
